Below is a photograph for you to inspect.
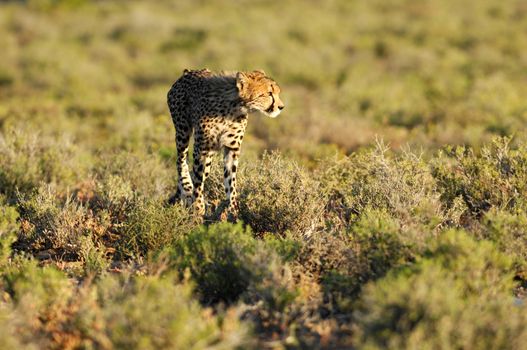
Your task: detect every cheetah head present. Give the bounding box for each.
[236,70,284,118]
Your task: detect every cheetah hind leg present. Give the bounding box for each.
[190,148,214,220]
[171,123,194,206]
[167,182,193,206]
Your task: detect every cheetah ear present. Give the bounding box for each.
[236,72,249,95]
[254,69,266,76]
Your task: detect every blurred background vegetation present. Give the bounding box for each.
[1,0,527,161]
[1,0,527,348]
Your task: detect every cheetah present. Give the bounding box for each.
[167,68,284,221]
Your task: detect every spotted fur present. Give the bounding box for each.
[167,69,284,220]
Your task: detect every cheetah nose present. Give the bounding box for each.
[278,105,284,110]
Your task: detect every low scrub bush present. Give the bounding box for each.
[16,187,90,256]
[169,225,308,346]
[94,152,172,200]
[424,229,514,295]
[303,209,420,312]
[1,258,74,347]
[321,141,446,231]
[0,308,26,350]
[0,198,19,265]
[0,129,83,203]
[117,198,196,258]
[96,274,250,349]
[238,153,326,235]
[170,222,288,304]
[203,153,325,235]
[432,137,527,217]
[14,185,115,275]
[90,173,136,221]
[15,187,110,263]
[0,258,251,349]
[480,208,527,279]
[350,209,417,280]
[353,230,523,350]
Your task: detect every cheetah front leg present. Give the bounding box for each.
[221,147,241,222]
[191,145,213,219]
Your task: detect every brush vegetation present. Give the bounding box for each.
[1,0,527,348]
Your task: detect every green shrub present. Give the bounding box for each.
[118,198,196,258]
[424,229,514,295]
[97,274,250,349]
[91,174,136,220]
[321,142,445,231]
[79,235,110,276]
[263,233,302,262]
[347,209,418,285]
[432,137,527,217]
[240,261,303,347]
[481,208,527,279]
[353,230,522,350]
[0,260,250,349]
[170,222,285,303]
[0,198,19,265]
[1,258,74,347]
[309,209,419,312]
[204,153,324,234]
[238,153,326,235]
[0,129,82,203]
[0,308,28,350]
[168,223,302,346]
[3,258,72,311]
[94,152,172,200]
[15,187,108,260]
